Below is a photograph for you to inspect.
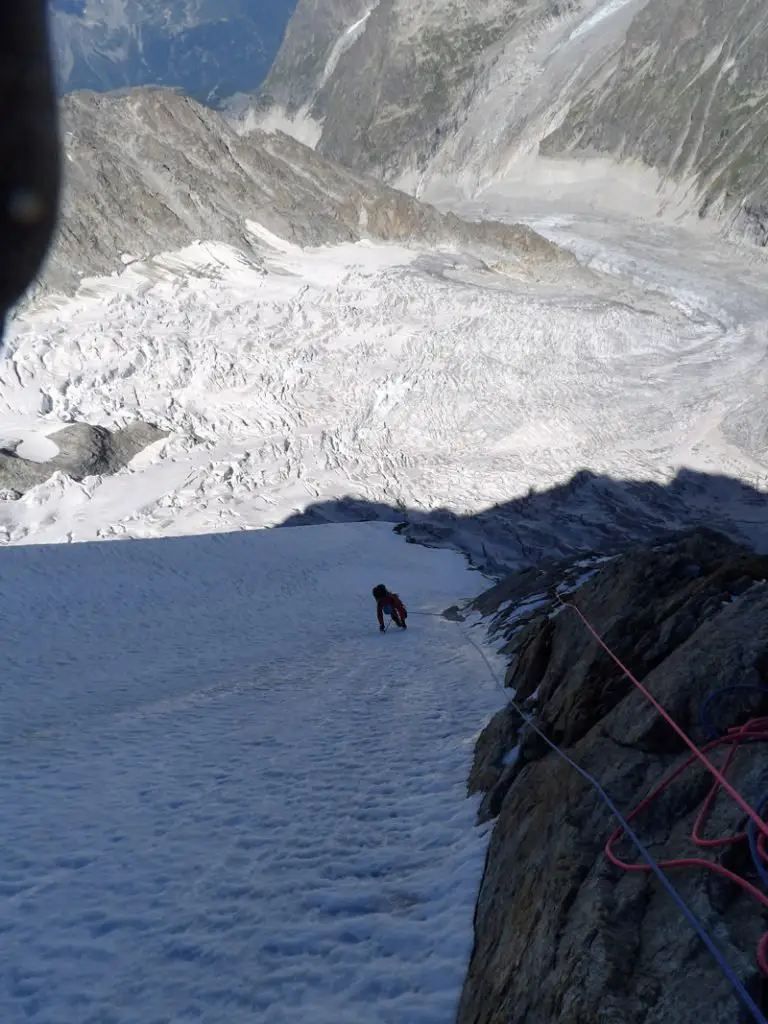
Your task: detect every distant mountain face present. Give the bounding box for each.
[259,0,567,176]
[49,0,298,105]
[259,0,373,113]
[258,0,768,244]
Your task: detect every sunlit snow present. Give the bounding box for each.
[4,221,767,546]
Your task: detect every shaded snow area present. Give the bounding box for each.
[3,232,768,546]
[0,522,503,1023]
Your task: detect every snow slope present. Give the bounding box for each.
[0,521,503,1023]
[3,85,768,1024]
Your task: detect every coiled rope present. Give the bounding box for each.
[558,601,768,976]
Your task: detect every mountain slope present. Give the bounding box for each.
[41,87,570,299]
[0,520,502,1022]
[260,0,564,178]
[50,0,297,105]
[540,0,768,243]
[258,0,372,115]
[257,0,768,240]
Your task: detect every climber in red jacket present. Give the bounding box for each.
[372,584,408,631]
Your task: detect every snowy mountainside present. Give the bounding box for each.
[0,519,505,1022]
[42,87,569,299]
[256,0,768,239]
[49,0,296,105]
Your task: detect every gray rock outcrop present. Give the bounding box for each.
[461,529,768,1023]
[0,422,167,494]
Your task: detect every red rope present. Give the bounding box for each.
[561,599,768,840]
[561,600,768,974]
[604,720,768,973]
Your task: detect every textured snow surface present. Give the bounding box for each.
[0,522,503,1023]
[4,229,768,546]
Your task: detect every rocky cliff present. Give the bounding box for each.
[260,0,562,179]
[460,529,768,1023]
[258,0,768,241]
[258,0,372,116]
[540,0,768,244]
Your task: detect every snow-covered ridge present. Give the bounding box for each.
[566,0,638,42]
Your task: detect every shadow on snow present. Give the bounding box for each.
[276,466,768,575]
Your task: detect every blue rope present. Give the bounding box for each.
[699,684,768,741]
[460,631,768,1024]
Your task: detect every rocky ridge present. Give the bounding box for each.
[35,87,574,300]
[459,528,768,1023]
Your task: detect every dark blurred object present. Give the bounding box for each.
[0,3,61,342]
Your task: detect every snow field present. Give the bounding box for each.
[0,522,504,1023]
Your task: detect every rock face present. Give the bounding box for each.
[50,0,296,105]
[259,0,768,240]
[541,0,768,235]
[0,422,166,494]
[461,529,768,1023]
[37,88,572,297]
[261,0,562,179]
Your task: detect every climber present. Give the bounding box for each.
[372,584,408,631]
